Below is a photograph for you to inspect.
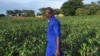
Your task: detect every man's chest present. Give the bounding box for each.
[47,22,54,31]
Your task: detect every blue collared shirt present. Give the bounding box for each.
[47,15,61,43]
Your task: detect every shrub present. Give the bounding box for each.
[96,10,100,15]
[76,8,90,16]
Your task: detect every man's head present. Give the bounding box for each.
[44,7,53,18]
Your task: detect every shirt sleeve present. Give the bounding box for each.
[53,21,61,37]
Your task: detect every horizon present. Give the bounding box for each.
[0,0,99,15]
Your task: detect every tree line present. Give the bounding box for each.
[6,10,35,17]
[37,0,100,16]
[61,0,100,16]
[0,0,100,17]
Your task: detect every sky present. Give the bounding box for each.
[0,0,99,14]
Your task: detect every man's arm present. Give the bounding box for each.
[56,36,60,50]
[53,20,61,56]
[55,36,60,56]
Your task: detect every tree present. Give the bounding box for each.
[27,10,35,17]
[13,10,22,16]
[98,1,100,4]
[83,1,100,15]
[61,0,83,16]
[39,8,46,15]
[0,14,5,17]
[22,10,35,17]
[53,9,61,16]
[37,12,42,16]
[6,10,14,16]
[21,10,27,17]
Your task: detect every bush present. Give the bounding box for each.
[76,8,90,16]
[96,10,100,15]
[0,14,5,17]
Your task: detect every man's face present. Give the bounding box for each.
[44,10,50,18]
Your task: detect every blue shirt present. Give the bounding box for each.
[47,15,61,43]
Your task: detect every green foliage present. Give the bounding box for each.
[0,18,47,56]
[96,10,100,15]
[84,3,100,15]
[26,10,35,17]
[6,10,14,16]
[39,8,46,15]
[75,8,90,16]
[21,10,35,17]
[0,14,5,17]
[0,15,100,56]
[61,0,83,16]
[14,10,22,16]
[53,9,62,16]
[60,0,100,16]
[6,10,35,17]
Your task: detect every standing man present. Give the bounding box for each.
[44,7,63,56]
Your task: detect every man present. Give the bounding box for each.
[44,7,63,56]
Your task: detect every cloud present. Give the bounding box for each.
[0,0,99,14]
[83,0,99,4]
[0,0,36,4]
[0,0,66,4]
[0,0,66,9]
[0,0,66,14]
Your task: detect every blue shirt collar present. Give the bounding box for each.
[48,15,55,23]
[50,15,54,19]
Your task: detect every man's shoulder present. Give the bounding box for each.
[52,18,60,25]
[51,16,58,21]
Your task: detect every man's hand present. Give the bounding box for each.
[55,49,60,56]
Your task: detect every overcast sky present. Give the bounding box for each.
[0,0,99,14]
